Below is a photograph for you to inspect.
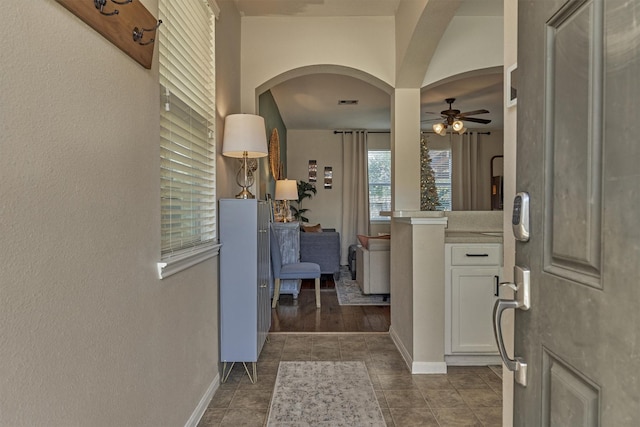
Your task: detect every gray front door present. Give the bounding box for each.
[514,0,640,424]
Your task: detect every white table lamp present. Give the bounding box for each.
[275,179,298,222]
[222,114,268,199]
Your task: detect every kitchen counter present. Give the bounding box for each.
[445,231,503,244]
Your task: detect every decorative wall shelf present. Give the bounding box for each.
[56,0,160,69]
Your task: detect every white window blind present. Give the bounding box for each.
[430,149,452,211]
[159,0,216,259]
[368,150,391,220]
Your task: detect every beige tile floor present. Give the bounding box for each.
[198,333,502,427]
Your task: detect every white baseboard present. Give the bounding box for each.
[412,362,447,374]
[184,373,220,427]
[389,326,447,374]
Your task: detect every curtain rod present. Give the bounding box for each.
[334,130,491,136]
[333,130,390,134]
[421,131,491,136]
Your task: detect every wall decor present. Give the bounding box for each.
[56,0,161,69]
[308,160,317,182]
[507,63,518,107]
[324,167,333,189]
[269,128,281,180]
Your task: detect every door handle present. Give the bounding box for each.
[492,266,530,387]
[493,299,528,386]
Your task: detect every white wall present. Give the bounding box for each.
[0,1,240,425]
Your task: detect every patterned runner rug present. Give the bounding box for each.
[335,267,390,306]
[266,361,386,426]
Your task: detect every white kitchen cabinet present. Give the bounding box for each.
[445,243,502,363]
[219,199,271,382]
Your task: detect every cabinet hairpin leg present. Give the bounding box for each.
[221,361,257,384]
[242,362,257,384]
[221,362,235,383]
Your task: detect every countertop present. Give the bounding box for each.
[444,231,503,244]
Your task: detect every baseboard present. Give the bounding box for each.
[184,373,220,427]
[445,355,502,366]
[389,326,413,372]
[412,361,448,374]
[389,326,447,374]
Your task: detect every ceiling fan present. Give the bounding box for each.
[423,98,491,136]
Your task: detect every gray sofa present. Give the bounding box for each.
[300,229,341,280]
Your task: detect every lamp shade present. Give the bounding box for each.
[222,114,268,158]
[452,120,465,132]
[275,179,298,201]
[433,123,447,136]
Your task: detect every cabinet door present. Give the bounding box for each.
[451,267,500,353]
[256,201,271,353]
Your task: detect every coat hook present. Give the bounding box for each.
[111,0,133,4]
[132,20,162,45]
[94,0,118,16]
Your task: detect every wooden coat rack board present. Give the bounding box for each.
[56,0,161,69]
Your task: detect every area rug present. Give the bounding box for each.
[335,267,390,306]
[266,361,386,427]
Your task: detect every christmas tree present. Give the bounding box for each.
[420,136,441,211]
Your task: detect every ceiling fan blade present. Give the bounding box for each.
[458,109,490,117]
[421,118,442,123]
[461,117,492,124]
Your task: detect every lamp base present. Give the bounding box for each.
[235,187,255,199]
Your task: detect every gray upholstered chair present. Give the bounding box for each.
[270,225,322,309]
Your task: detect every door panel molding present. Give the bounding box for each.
[541,347,600,427]
[543,0,604,289]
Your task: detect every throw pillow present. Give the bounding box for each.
[303,224,323,233]
[357,234,390,249]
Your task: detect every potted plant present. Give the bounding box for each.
[290,180,317,223]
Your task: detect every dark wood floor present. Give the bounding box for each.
[270,278,391,333]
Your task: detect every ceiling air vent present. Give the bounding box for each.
[338,100,359,105]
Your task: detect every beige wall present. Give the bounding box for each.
[502,0,518,425]
[216,1,244,200]
[0,1,241,425]
[422,16,504,87]
[240,16,396,113]
[286,131,392,245]
[286,130,343,229]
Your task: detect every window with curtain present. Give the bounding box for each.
[368,150,391,220]
[159,0,217,261]
[430,149,452,211]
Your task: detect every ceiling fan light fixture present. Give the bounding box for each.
[452,120,465,132]
[433,123,446,136]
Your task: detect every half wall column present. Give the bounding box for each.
[391,88,421,211]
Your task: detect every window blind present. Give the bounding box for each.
[368,150,391,220]
[430,149,452,211]
[159,0,216,259]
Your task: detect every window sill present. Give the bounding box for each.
[157,243,221,279]
[370,218,390,223]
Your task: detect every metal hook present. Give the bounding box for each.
[132,20,162,45]
[111,0,133,4]
[94,0,119,16]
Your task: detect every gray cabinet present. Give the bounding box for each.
[219,199,271,382]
